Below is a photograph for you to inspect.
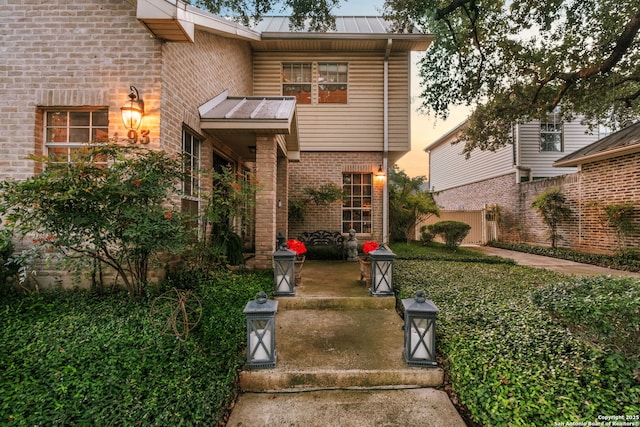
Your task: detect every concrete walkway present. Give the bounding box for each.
[468,245,640,277]
[226,260,466,427]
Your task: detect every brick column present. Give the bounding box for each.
[276,156,289,240]
[254,135,278,269]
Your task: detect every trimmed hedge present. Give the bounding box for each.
[489,241,640,272]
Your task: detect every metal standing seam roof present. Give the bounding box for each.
[554,121,640,167]
[252,16,406,34]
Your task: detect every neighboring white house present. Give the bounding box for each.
[425,117,601,211]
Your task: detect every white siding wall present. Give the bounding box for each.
[253,51,410,153]
[518,120,599,178]
[429,139,513,192]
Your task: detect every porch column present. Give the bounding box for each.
[276,156,289,241]
[254,135,278,269]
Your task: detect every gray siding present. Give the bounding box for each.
[429,140,513,192]
[518,120,599,178]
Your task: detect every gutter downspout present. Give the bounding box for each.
[383,38,392,244]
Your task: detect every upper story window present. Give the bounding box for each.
[318,63,348,104]
[45,108,109,163]
[540,121,563,152]
[282,62,348,105]
[342,173,372,234]
[282,63,312,104]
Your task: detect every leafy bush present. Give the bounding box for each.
[0,145,189,296]
[489,241,640,272]
[427,221,471,249]
[531,187,572,249]
[395,258,640,425]
[0,268,273,426]
[0,228,19,296]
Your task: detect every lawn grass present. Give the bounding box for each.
[0,269,273,426]
[392,243,640,426]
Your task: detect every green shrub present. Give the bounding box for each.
[395,258,640,425]
[0,145,189,296]
[427,221,471,249]
[0,268,273,426]
[419,225,435,244]
[0,228,19,296]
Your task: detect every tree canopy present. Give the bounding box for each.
[382,0,640,155]
[196,0,640,155]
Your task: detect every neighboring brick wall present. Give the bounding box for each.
[517,155,640,254]
[433,173,517,211]
[432,173,520,240]
[431,152,640,255]
[286,152,385,242]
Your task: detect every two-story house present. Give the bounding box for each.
[423,117,601,242]
[1,0,432,275]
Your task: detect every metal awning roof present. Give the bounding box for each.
[199,90,300,159]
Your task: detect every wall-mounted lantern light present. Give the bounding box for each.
[402,290,439,367]
[121,86,147,143]
[376,164,386,181]
[368,245,396,296]
[243,292,278,369]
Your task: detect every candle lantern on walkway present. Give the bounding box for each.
[368,245,396,296]
[402,290,439,367]
[243,292,278,369]
[273,245,296,296]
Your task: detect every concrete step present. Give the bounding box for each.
[240,308,443,392]
[276,296,395,310]
[240,368,444,392]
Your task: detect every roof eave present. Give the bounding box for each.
[137,0,260,42]
[554,145,640,167]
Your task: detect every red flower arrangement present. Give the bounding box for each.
[362,241,379,254]
[286,239,307,256]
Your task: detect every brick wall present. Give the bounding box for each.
[517,155,640,254]
[1,0,163,180]
[287,152,385,242]
[433,152,640,254]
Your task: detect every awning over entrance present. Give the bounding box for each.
[199,90,300,161]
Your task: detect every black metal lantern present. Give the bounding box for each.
[402,290,439,367]
[368,245,396,296]
[273,246,296,295]
[243,292,278,369]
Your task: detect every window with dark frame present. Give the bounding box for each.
[342,173,372,234]
[540,121,563,152]
[182,128,201,228]
[44,108,109,163]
